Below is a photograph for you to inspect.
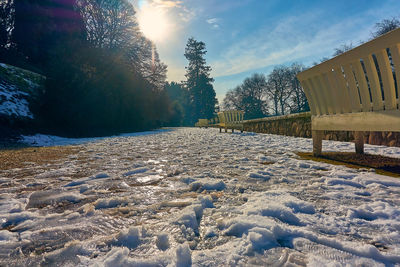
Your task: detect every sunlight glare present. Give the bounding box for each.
[138,5,169,42]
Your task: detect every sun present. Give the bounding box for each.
[138,5,169,42]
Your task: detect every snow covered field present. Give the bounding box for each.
[1,128,400,266]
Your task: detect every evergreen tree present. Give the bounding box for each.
[184,37,217,124]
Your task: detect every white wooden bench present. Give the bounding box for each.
[217,110,244,133]
[297,28,400,156]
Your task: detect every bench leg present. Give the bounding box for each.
[354,131,364,154]
[219,128,222,133]
[232,129,234,133]
[312,130,323,157]
[225,128,227,133]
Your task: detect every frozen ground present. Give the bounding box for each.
[1,128,400,266]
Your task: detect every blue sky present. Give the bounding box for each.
[134,0,400,103]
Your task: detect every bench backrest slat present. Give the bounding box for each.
[298,28,400,116]
[325,70,343,114]
[363,55,384,111]
[376,49,397,110]
[353,60,372,111]
[392,44,400,97]
[302,79,318,115]
[316,75,333,114]
[333,66,352,113]
[342,63,362,113]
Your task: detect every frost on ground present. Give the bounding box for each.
[1,128,400,266]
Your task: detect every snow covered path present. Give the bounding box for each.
[1,128,400,266]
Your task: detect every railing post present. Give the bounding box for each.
[312,130,323,156]
[354,131,364,154]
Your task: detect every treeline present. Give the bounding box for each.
[223,17,400,120]
[0,0,171,137]
[223,64,308,119]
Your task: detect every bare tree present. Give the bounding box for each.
[126,36,167,91]
[77,0,167,91]
[287,63,309,113]
[372,17,400,38]
[223,73,268,119]
[222,85,242,110]
[266,66,292,116]
[332,43,353,57]
[77,0,137,49]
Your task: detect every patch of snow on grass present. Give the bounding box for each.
[0,83,33,118]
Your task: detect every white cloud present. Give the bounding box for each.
[207,18,219,24]
[206,17,220,29]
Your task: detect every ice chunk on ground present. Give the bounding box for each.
[26,190,84,209]
[175,206,199,234]
[347,201,399,221]
[0,230,18,242]
[189,179,225,192]
[174,195,215,236]
[241,190,315,225]
[0,211,39,228]
[123,167,149,176]
[284,200,315,214]
[247,170,272,180]
[248,205,302,225]
[197,195,214,209]
[325,178,365,189]
[92,173,109,179]
[204,228,217,238]
[42,241,91,266]
[111,226,142,249]
[222,215,278,237]
[256,155,276,163]
[175,243,192,267]
[156,233,169,251]
[244,227,279,255]
[101,247,165,267]
[94,197,128,209]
